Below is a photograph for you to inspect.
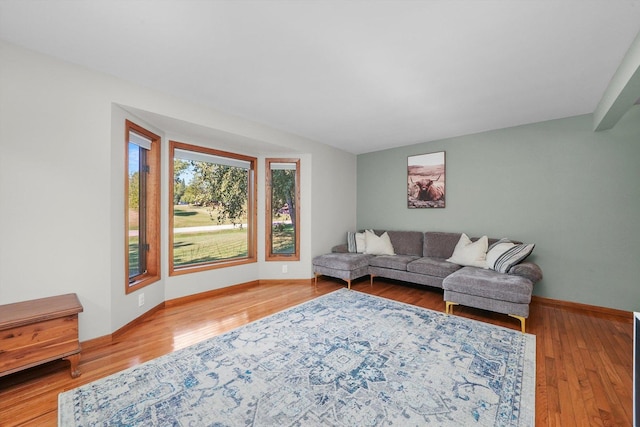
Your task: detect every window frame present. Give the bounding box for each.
[169,140,257,275]
[125,120,161,294]
[265,158,301,261]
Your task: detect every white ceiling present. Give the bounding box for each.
[1,0,639,154]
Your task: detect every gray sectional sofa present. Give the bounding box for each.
[312,230,542,332]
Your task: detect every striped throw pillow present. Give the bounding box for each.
[347,232,358,253]
[493,243,535,273]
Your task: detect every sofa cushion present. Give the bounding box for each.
[385,231,424,256]
[406,257,462,278]
[369,255,419,271]
[364,230,395,255]
[493,243,535,273]
[485,239,516,268]
[423,232,462,258]
[312,253,373,270]
[508,261,543,283]
[447,234,488,268]
[346,231,366,253]
[443,267,533,304]
[347,232,357,253]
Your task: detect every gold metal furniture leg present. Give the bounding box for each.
[346,279,351,290]
[508,314,526,333]
[370,275,375,287]
[445,301,458,314]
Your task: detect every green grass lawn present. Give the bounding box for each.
[173,205,248,265]
[128,236,140,275]
[130,229,248,269]
[271,223,295,254]
[130,206,218,231]
[173,205,247,228]
[173,228,248,266]
[173,205,219,227]
[128,206,294,268]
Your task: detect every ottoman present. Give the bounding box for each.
[442,266,534,333]
[312,253,373,289]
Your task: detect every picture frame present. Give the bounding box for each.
[407,151,445,208]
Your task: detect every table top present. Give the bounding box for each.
[0,293,83,330]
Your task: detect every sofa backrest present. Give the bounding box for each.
[381,230,424,256]
[367,230,522,258]
[423,232,523,259]
[423,232,462,258]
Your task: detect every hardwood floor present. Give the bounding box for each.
[0,278,633,426]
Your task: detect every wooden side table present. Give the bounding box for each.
[0,293,84,378]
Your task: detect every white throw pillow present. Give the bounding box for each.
[355,232,366,253]
[485,242,517,269]
[447,233,488,268]
[364,230,395,255]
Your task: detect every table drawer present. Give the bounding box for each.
[0,315,80,374]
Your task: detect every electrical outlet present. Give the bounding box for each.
[282,264,288,274]
[138,293,145,307]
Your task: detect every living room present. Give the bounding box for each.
[1,1,639,426]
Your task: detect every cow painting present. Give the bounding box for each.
[413,175,444,201]
[408,151,445,208]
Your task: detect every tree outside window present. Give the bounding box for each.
[266,159,300,261]
[170,141,257,274]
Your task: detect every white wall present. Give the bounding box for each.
[110,106,166,332]
[0,40,357,341]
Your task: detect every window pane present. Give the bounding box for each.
[172,145,253,268]
[270,168,296,255]
[128,141,145,279]
[266,159,299,260]
[125,120,160,293]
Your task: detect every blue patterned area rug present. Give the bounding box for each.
[59,289,535,426]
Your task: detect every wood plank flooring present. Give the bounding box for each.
[0,277,634,426]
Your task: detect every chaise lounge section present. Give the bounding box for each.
[443,266,540,333]
[311,252,373,289]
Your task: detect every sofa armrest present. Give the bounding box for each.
[332,244,349,253]
[508,261,543,283]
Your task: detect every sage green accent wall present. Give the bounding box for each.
[357,109,640,312]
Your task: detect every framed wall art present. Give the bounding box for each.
[407,151,445,208]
